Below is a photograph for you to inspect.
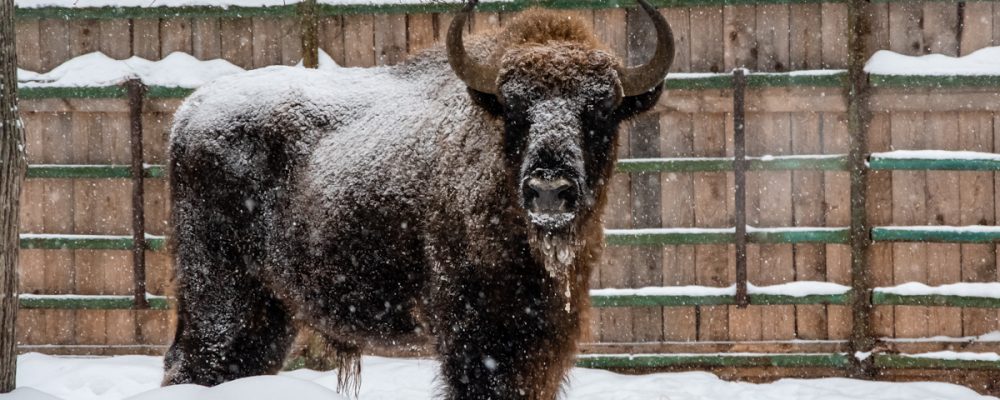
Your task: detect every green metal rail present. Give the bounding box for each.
[19,294,170,310]
[591,292,849,307]
[576,353,1000,370]
[27,164,165,179]
[605,228,851,245]
[871,226,1000,243]
[19,234,167,251]
[18,286,1000,309]
[617,155,849,173]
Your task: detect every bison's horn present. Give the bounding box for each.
[618,0,675,97]
[447,0,500,95]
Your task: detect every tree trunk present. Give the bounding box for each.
[0,0,24,391]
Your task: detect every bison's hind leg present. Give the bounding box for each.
[163,280,297,386]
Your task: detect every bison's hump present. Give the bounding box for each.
[170,65,393,149]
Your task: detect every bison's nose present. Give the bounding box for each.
[524,177,576,213]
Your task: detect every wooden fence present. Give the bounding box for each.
[10,0,1000,393]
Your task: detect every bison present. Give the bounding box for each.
[163,0,673,398]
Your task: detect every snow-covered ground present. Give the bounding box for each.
[2,353,996,400]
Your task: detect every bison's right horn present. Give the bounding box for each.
[618,0,675,97]
[447,0,500,95]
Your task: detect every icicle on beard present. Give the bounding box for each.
[527,225,583,313]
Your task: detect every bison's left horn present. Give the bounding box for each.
[447,0,500,95]
[618,0,675,97]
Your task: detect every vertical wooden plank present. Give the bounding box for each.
[626,6,663,342]
[98,19,131,59]
[961,2,993,56]
[471,11,500,36]
[789,4,822,70]
[220,18,253,69]
[820,3,848,69]
[867,113,894,338]
[41,112,76,346]
[374,14,407,66]
[600,130,633,343]
[318,16,346,66]
[823,112,852,340]
[160,17,193,56]
[192,19,222,60]
[660,112,696,341]
[888,2,924,56]
[15,20,42,71]
[252,17,283,68]
[688,6,724,73]
[132,19,161,60]
[924,112,962,338]
[39,19,70,71]
[756,4,789,72]
[891,112,928,339]
[280,17,302,66]
[343,14,375,68]
[661,8,690,73]
[593,9,627,60]
[693,113,730,341]
[756,113,795,340]
[407,14,436,54]
[923,2,959,56]
[866,3,891,59]
[723,5,756,71]
[960,112,997,336]
[591,7,623,339]
[69,19,100,57]
[792,112,827,340]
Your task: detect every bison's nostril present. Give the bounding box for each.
[525,177,576,212]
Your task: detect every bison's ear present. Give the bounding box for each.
[468,88,504,117]
[612,83,663,121]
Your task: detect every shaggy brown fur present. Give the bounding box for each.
[164,6,666,400]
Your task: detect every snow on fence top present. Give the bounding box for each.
[590,281,851,298]
[876,282,1000,299]
[865,46,1000,76]
[17,50,341,88]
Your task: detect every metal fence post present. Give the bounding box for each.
[126,79,149,310]
[733,69,749,308]
[846,0,875,378]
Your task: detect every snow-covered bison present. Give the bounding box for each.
[164,0,673,398]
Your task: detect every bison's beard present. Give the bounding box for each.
[527,227,584,313]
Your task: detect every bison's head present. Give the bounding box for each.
[447,0,673,238]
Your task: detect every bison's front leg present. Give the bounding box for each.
[435,271,579,400]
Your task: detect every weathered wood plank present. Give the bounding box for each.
[890,112,928,339]
[251,17,282,68]
[923,112,961,338]
[220,18,253,69]
[343,14,375,68]
[97,19,130,60]
[692,113,729,341]
[318,16,346,66]
[888,2,923,56]
[960,2,993,56]
[131,18,160,60]
[755,4,789,72]
[789,4,821,70]
[959,112,997,336]
[191,18,222,60]
[689,6,724,73]
[922,2,958,57]
[407,13,436,54]
[374,13,406,66]
[659,112,696,341]
[160,18,193,56]
[723,5,755,71]
[820,2,847,69]
[823,112,851,340]
[791,112,826,340]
